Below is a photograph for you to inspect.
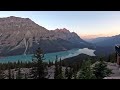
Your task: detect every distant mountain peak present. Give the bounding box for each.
[8,16,20,18]
[7,16,30,19]
[0,16,32,22]
[55,28,70,33]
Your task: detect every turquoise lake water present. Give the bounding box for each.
[0,48,95,63]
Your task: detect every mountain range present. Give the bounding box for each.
[86,37,110,43]
[88,35,120,56]
[0,16,93,56]
[88,35,120,47]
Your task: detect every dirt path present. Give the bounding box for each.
[104,62,120,79]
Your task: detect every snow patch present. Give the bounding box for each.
[23,38,29,55]
[26,30,31,37]
[9,44,21,52]
[0,33,2,37]
[16,31,20,35]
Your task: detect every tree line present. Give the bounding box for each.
[0,47,113,79]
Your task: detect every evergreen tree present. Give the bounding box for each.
[8,66,12,79]
[54,57,64,79]
[93,58,112,79]
[54,55,59,79]
[25,73,27,79]
[48,60,51,67]
[16,67,22,79]
[48,60,53,67]
[30,47,46,79]
[73,72,77,79]
[68,67,73,79]
[0,68,5,79]
[51,61,53,66]
[72,64,78,79]
[17,60,20,68]
[11,70,14,79]
[65,66,69,79]
[78,60,96,79]
[76,63,80,72]
[58,58,64,79]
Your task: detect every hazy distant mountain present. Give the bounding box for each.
[0,16,92,56]
[86,37,110,43]
[92,34,120,47]
[82,34,120,56]
[89,35,120,56]
[80,34,107,41]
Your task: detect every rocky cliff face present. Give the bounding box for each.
[0,16,92,56]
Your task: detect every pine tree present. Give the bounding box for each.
[65,66,69,79]
[30,47,46,79]
[16,67,22,79]
[76,64,79,72]
[78,60,96,79]
[54,55,59,79]
[51,61,53,66]
[25,73,27,79]
[48,60,52,67]
[48,60,50,67]
[93,58,112,79]
[73,72,77,79]
[72,64,77,79]
[54,57,64,79]
[68,67,73,79]
[17,60,20,68]
[0,68,5,79]
[58,58,64,79]
[8,67,12,79]
[11,70,14,79]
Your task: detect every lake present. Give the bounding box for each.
[0,48,96,63]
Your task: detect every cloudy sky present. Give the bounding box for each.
[0,11,120,39]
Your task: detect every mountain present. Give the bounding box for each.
[86,37,110,43]
[93,34,120,47]
[91,35,120,56]
[0,16,93,56]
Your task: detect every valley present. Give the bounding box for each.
[0,14,119,79]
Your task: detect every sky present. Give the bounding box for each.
[0,11,120,39]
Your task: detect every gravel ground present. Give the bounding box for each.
[104,62,120,79]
